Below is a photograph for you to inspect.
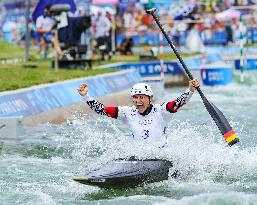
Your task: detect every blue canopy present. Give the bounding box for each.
[32,0,76,23]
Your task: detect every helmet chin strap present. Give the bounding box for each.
[148,96,151,103]
[139,104,153,116]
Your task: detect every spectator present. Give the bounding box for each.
[94,11,112,60]
[124,10,134,29]
[35,5,62,57]
[225,22,233,45]
[105,10,113,59]
[117,37,134,55]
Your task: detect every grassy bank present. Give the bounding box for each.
[0,41,25,60]
[0,60,117,91]
[0,40,198,92]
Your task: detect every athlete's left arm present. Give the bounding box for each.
[165,89,194,113]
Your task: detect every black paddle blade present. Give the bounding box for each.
[202,97,239,146]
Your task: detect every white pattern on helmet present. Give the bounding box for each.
[131,83,153,96]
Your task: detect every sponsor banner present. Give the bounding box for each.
[0,70,141,117]
[100,56,231,86]
[234,59,257,70]
[118,61,184,76]
[112,55,221,76]
[201,67,232,86]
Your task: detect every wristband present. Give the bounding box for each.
[83,94,94,101]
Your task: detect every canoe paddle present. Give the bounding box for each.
[146,8,239,146]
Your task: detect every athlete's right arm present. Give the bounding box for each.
[77,83,119,119]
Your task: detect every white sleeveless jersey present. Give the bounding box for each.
[84,89,194,144]
[117,104,170,143]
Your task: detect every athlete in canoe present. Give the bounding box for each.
[77,79,199,144]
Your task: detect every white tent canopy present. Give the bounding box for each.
[215,9,241,21]
[90,5,116,15]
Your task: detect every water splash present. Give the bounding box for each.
[1,79,257,204]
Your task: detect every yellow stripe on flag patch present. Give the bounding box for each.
[225,134,238,143]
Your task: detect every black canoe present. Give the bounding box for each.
[73,157,176,189]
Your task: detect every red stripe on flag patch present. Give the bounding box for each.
[224,130,235,139]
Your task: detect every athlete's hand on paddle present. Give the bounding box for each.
[189,79,200,92]
[77,83,88,96]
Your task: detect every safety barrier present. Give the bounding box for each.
[99,54,232,86]
[0,69,141,118]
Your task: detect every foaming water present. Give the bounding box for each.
[1,74,257,204]
[153,192,257,205]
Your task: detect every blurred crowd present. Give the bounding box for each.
[114,1,257,50]
[1,0,257,60]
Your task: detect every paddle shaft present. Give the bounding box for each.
[150,11,205,98]
[148,8,239,146]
